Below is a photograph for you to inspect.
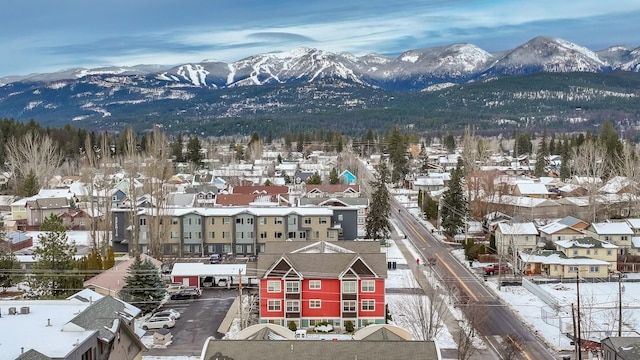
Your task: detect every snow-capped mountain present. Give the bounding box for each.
[1,35,640,134]
[484,36,609,75]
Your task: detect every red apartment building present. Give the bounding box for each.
[257,241,386,330]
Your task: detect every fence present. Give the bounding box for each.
[522,276,561,312]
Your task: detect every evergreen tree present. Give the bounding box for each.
[422,193,439,221]
[120,254,166,313]
[28,214,83,299]
[170,134,185,162]
[365,162,392,241]
[441,159,467,237]
[305,172,322,185]
[329,168,339,184]
[21,169,39,197]
[443,134,456,153]
[559,137,571,180]
[185,136,203,169]
[598,120,623,172]
[0,251,23,292]
[387,127,409,184]
[514,132,533,155]
[104,246,116,269]
[534,129,548,177]
[235,144,244,161]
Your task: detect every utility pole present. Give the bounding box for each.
[238,269,244,330]
[619,272,624,336]
[572,304,578,359]
[576,270,582,360]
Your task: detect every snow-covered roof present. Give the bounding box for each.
[555,237,618,249]
[539,222,571,235]
[633,237,640,249]
[0,297,95,359]
[589,222,634,235]
[497,222,538,235]
[171,263,246,277]
[599,176,633,194]
[520,251,611,266]
[625,218,640,229]
[413,177,444,186]
[487,195,557,208]
[515,182,549,195]
[139,206,334,218]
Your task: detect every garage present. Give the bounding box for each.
[170,263,252,289]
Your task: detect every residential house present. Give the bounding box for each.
[495,222,539,255]
[201,324,441,360]
[0,289,144,360]
[413,176,445,194]
[338,169,357,184]
[599,176,636,195]
[558,183,588,197]
[25,197,71,229]
[257,241,386,330]
[298,197,367,238]
[601,336,640,359]
[554,237,618,274]
[521,240,616,279]
[586,222,634,255]
[84,254,163,299]
[304,184,360,198]
[513,183,551,199]
[557,216,590,231]
[538,221,585,244]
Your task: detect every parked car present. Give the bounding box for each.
[151,310,179,321]
[182,286,201,298]
[483,263,511,275]
[170,288,200,300]
[209,253,222,264]
[140,316,175,330]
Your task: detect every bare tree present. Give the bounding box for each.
[5,131,64,189]
[571,139,607,222]
[500,334,525,360]
[457,302,486,360]
[393,273,451,340]
[614,142,640,216]
[142,127,174,260]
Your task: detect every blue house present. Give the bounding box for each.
[339,170,357,185]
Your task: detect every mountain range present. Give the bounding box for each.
[1,36,640,135]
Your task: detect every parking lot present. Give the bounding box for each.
[143,288,237,357]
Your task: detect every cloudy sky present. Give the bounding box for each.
[2,0,640,77]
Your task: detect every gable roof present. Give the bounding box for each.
[558,216,588,228]
[200,339,440,360]
[555,237,618,249]
[66,296,141,342]
[84,254,162,294]
[496,222,538,235]
[589,222,634,235]
[232,185,289,195]
[515,182,550,195]
[305,184,359,194]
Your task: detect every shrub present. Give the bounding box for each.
[344,320,354,333]
[288,321,297,332]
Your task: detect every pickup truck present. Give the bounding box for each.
[483,263,511,275]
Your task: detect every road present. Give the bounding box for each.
[393,202,556,360]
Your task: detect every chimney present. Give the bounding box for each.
[46,318,52,327]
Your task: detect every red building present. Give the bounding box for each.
[257,241,386,330]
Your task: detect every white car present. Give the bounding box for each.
[152,309,181,320]
[140,316,175,330]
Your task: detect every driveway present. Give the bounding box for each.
[143,288,237,357]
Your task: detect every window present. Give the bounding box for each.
[275,217,283,224]
[313,231,320,238]
[260,218,267,225]
[260,231,268,239]
[586,249,591,255]
[286,281,300,293]
[183,232,191,239]
[222,217,230,225]
[267,299,281,311]
[172,218,179,225]
[309,299,321,308]
[361,280,375,292]
[208,231,215,239]
[81,349,93,360]
[235,245,243,253]
[247,217,254,225]
[605,236,611,241]
[573,250,578,256]
[236,232,243,239]
[187,218,192,225]
[343,281,356,293]
[309,280,321,289]
[222,231,230,239]
[275,232,283,239]
[568,266,578,273]
[170,231,179,239]
[304,217,311,225]
[327,231,335,238]
[210,218,215,225]
[223,244,231,253]
[343,300,356,312]
[338,214,343,221]
[286,300,300,312]
[139,218,147,226]
[288,216,297,225]
[267,281,281,293]
[589,266,600,273]
[622,236,629,241]
[288,232,296,239]
[361,299,375,311]
[357,218,365,225]
[299,232,306,239]
[236,218,243,224]
[607,250,613,256]
[594,249,598,255]
[319,217,327,224]
[195,217,201,225]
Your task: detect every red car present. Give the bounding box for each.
[483,263,511,275]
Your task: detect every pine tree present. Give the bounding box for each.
[104,246,116,269]
[170,134,184,162]
[441,159,467,237]
[21,169,39,197]
[185,136,203,169]
[534,129,548,177]
[120,254,166,313]
[329,168,339,184]
[365,162,392,242]
[305,172,322,185]
[387,128,409,184]
[29,214,83,299]
[0,251,23,292]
